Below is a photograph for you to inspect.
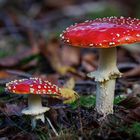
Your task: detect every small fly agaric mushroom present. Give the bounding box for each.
[6,77,61,128]
[60,16,140,116]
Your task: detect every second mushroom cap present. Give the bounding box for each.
[6,77,61,96]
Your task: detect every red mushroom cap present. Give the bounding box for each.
[61,16,140,48]
[6,77,61,96]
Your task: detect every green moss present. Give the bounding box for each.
[70,95,96,109]
[70,95,125,109]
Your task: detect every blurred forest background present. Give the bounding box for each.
[0,0,140,140]
[0,0,140,79]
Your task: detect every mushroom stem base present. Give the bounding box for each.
[87,48,121,115]
[22,94,50,128]
[31,114,45,129]
[96,80,115,115]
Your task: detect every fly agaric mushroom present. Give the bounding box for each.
[60,16,140,116]
[6,77,61,128]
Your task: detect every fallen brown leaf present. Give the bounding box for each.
[123,66,140,77]
[124,107,140,123]
[38,36,85,78]
[63,77,75,89]
[61,46,81,66]
[60,88,79,104]
[82,52,97,72]
[118,95,140,109]
[0,46,38,68]
[0,71,11,79]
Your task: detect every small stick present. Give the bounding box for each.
[46,117,59,136]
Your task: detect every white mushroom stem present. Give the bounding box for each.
[22,94,49,129]
[88,47,122,115]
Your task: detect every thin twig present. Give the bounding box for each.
[46,117,59,136]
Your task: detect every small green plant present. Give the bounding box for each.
[0,86,5,94]
[114,95,125,105]
[20,54,40,66]
[128,122,140,138]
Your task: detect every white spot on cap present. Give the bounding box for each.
[30,88,34,93]
[89,43,93,46]
[116,34,120,37]
[109,42,115,45]
[125,37,129,41]
[43,90,46,94]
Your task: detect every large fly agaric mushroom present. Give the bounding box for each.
[6,77,61,128]
[60,16,140,116]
